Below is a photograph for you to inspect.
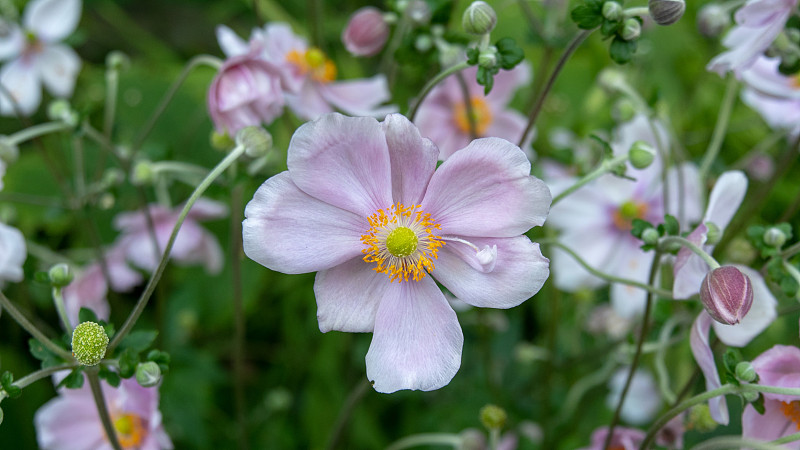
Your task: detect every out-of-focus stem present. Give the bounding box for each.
[551,153,629,205]
[698,75,738,181]
[87,369,123,450]
[0,290,73,361]
[408,61,470,121]
[659,235,721,270]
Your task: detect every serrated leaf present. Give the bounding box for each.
[476,66,496,95]
[663,215,679,236]
[78,307,99,324]
[631,218,655,239]
[118,348,140,379]
[777,222,793,241]
[571,5,603,29]
[495,38,524,70]
[601,19,621,37]
[609,37,637,64]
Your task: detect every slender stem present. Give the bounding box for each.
[72,135,86,202]
[654,316,684,405]
[782,241,800,259]
[104,62,119,140]
[698,75,738,180]
[231,181,248,450]
[325,379,371,450]
[691,437,786,450]
[455,71,478,140]
[132,55,223,152]
[603,251,661,450]
[0,290,73,360]
[518,29,593,147]
[659,236,721,269]
[52,287,72,334]
[408,61,471,121]
[546,241,672,297]
[551,153,629,206]
[385,433,463,450]
[108,145,246,352]
[774,432,800,444]
[0,363,77,402]
[87,369,123,450]
[556,355,618,424]
[7,122,72,146]
[783,260,800,300]
[622,6,650,17]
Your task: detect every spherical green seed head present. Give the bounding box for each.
[71,321,109,366]
[479,404,507,430]
[386,226,418,257]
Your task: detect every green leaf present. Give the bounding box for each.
[34,271,51,284]
[495,38,524,70]
[600,19,621,37]
[571,5,603,29]
[751,393,766,415]
[631,218,655,239]
[118,330,158,353]
[476,66,496,95]
[466,47,479,65]
[57,367,85,390]
[663,215,680,236]
[99,366,121,388]
[589,134,613,158]
[78,307,99,324]
[0,372,13,389]
[4,385,21,399]
[723,348,743,378]
[609,37,637,64]
[28,339,61,369]
[147,350,171,374]
[119,348,140,379]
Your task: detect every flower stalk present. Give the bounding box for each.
[551,153,630,206]
[0,290,73,361]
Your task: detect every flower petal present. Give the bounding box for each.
[0,59,41,116]
[432,236,548,309]
[287,113,393,217]
[366,277,463,392]
[38,44,81,98]
[0,24,24,60]
[382,113,438,205]
[751,345,800,403]
[672,224,709,300]
[24,0,82,42]
[0,222,26,282]
[318,75,397,118]
[285,81,333,120]
[216,25,249,57]
[742,401,799,445]
[243,171,366,274]
[690,312,729,425]
[314,256,389,332]
[703,170,748,229]
[421,137,551,237]
[34,389,107,450]
[712,266,777,347]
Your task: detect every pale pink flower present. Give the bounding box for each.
[707,0,798,75]
[0,0,82,116]
[35,377,172,450]
[742,345,800,446]
[606,368,662,425]
[0,221,26,284]
[460,428,518,450]
[342,7,390,57]
[740,56,800,137]
[243,113,551,392]
[207,48,284,135]
[216,23,396,121]
[114,199,227,275]
[415,64,533,160]
[579,426,645,450]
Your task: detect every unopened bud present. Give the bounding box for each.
[135,361,162,387]
[407,0,432,24]
[700,266,754,325]
[705,222,721,246]
[478,48,498,68]
[642,227,660,246]
[48,263,73,287]
[621,18,641,41]
[342,7,390,57]
[648,0,685,25]
[236,126,273,158]
[763,227,787,248]
[628,140,656,169]
[415,34,433,52]
[131,160,154,185]
[211,131,235,151]
[106,51,130,71]
[462,1,497,35]
[735,361,757,383]
[612,98,637,122]
[71,322,109,366]
[479,404,507,430]
[47,100,78,127]
[688,404,718,432]
[0,136,18,164]
[697,4,730,38]
[602,1,623,21]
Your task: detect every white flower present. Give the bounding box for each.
[0,0,82,116]
[0,222,26,284]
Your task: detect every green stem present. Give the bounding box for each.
[603,251,661,450]
[0,363,77,402]
[623,6,650,17]
[659,235,721,270]
[773,431,800,444]
[408,61,470,121]
[546,241,672,297]
[783,260,800,300]
[691,437,786,450]
[104,62,119,140]
[325,379,371,450]
[7,122,72,145]
[654,316,684,405]
[87,369,123,450]
[0,290,73,361]
[385,433,463,450]
[108,144,246,352]
[551,153,629,206]
[782,241,800,259]
[52,287,72,334]
[698,75,738,180]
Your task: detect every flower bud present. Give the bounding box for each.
[628,140,656,169]
[697,4,730,38]
[621,18,641,41]
[71,321,109,366]
[415,34,433,52]
[131,160,154,185]
[211,131,235,151]
[700,266,754,325]
[135,361,162,387]
[763,227,787,248]
[478,47,498,68]
[735,361,757,383]
[612,98,637,122]
[407,0,432,25]
[236,126,273,158]
[642,227,660,246]
[48,263,73,287]
[479,404,507,430]
[105,50,130,71]
[47,100,78,127]
[648,0,685,25]
[602,1,623,21]
[704,222,721,246]
[462,1,497,35]
[342,7,390,57]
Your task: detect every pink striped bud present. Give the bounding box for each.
[700,266,754,325]
[342,7,389,57]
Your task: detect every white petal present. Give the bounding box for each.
[0,59,41,116]
[24,0,82,42]
[0,24,24,60]
[38,44,81,97]
[216,25,249,57]
[704,170,748,231]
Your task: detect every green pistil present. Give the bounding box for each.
[386,227,418,257]
[618,200,641,220]
[115,415,133,435]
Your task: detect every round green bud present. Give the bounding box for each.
[47,100,78,127]
[705,222,721,246]
[102,168,125,187]
[131,160,154,185]
[414,34,433,52]
[135,361,162,387]
[210,130,235,151]
[236,126,273,158]
[98,193,115,210]
[106,51,130,71]
[48,263,74,287]
[621,18,641,41]
[742,390,759,403]
[479,404,507,430]
[478,48,498,68]
[628,140,656,169]
[697,4,730,38]
[642,227,660,246]
[735,361,757,383]
[648,0,685,25]
[71,322,109,366]
[407,0,432,25]
[602,1,623,21]
[763,227,787,248]
[462,1,497,35]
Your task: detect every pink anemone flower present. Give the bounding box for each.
[216,23,396,121]
[242,113,551,393]
[0,221,26,285]
[578,426,645,450]
[35,377,172,450]
[414,63,533,160]
[740,56,800,138]
[742,345,800,445]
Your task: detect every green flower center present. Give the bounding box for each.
[385,226,418,257]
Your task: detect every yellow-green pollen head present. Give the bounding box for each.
[386,226,418,258]
[115,415,134,435]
